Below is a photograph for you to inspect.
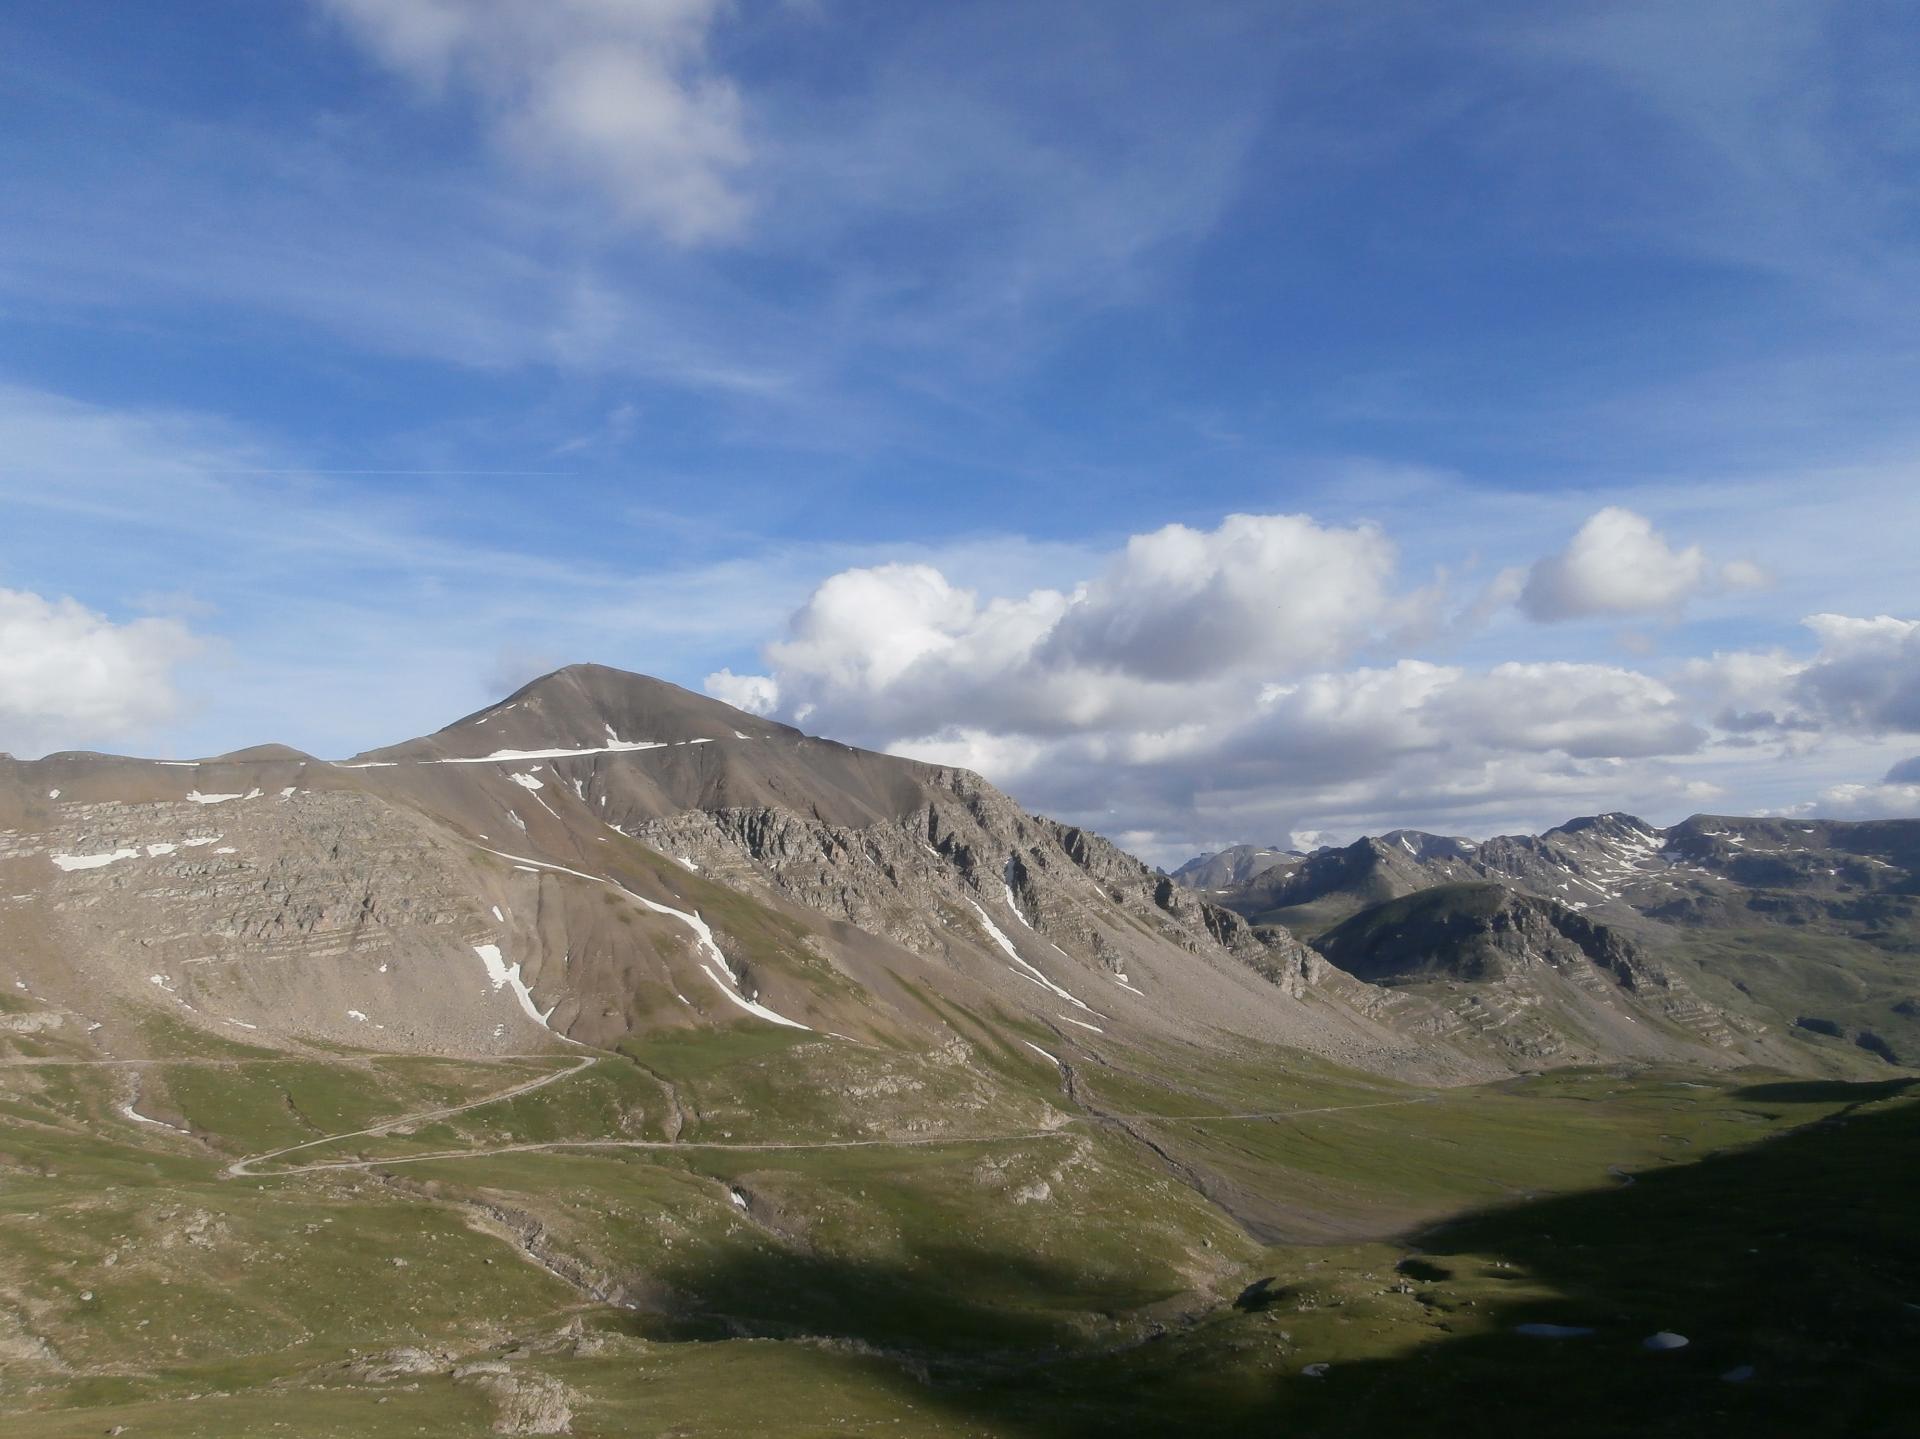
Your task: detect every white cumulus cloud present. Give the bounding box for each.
[1791,613,1920,732]
[320,0,750,243]
[1811,777,1920,820]
[717,514,1405,746]
[1040,514,1398,681]
[704,666,779,716]
[707,514,1735,861]
[1520,507,1712,621]
[0,588,202,756]
[1683,613,1920,736]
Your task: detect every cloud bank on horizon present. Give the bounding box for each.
[2,1,1919,861]
[705,507,1920,859]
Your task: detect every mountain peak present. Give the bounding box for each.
[356,663,798,764]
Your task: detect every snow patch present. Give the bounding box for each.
[186,790,246,805]
[1001,880,1027,926]
[120,1102,188,1133]
[472,943,557,1028]
[51,848,140,872]
[46,788,59,799]
[346,1009,368,1022]
[1024,1041,1060,1066]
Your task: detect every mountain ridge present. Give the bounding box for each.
[1183,808,1920,1068]
[4,665,1897,1089]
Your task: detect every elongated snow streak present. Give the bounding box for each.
[473,943,558,1028]
[471,844,810,1032]
[965,900,1100,1015]
[1024,1041,1061,1066]
[508,771,564,821]
[1060,1016,1104,1033]
[1002,881,1027,925]
[336,732,722,766]
[120,1101,189,1133]
[698,962,810,1029]
[434,737,667,763]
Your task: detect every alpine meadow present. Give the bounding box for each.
[1,5,1916,1436]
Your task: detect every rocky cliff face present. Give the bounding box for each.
[1309,883,1744,1066]
[630,765,1335,1009]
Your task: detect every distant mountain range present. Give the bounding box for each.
[1175,810,1920,1069]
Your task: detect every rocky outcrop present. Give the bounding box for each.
[628,761,1328,1000]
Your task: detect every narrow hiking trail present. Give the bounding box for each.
[224,1054,600,1176]
[220,1047,1443,1179]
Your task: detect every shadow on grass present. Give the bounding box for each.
[624,1083,1920,1438]
[1731,1076,1916,1106]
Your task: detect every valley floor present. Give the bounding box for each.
[0,1019,1913,1438]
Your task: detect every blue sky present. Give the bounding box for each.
[4,1,1919,861]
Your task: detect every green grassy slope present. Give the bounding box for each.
[2,1018,1912,1437]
